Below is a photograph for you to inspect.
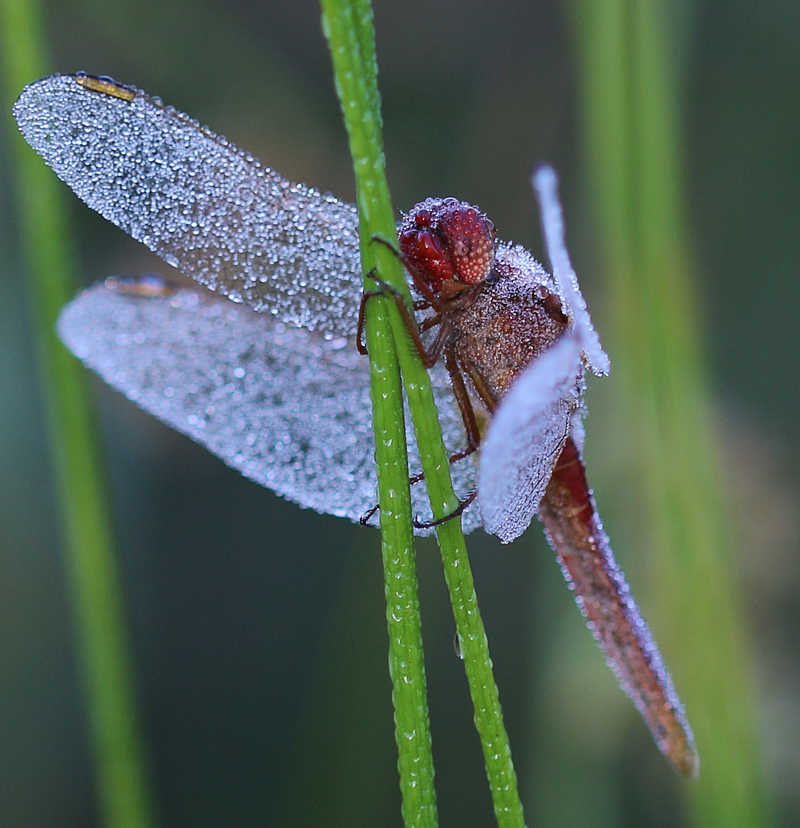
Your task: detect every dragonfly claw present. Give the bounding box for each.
[412,490,477,530]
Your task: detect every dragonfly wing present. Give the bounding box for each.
[532,166,610,376]
[478,333,582,543]
[14,74,362,338]
[57,281,480,532]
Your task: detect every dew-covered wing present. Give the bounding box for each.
[532,166,610,377]
[14,74,362,337]
[57,281,480,532]
[478,333,582,543]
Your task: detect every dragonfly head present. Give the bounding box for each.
[399,198,496,291]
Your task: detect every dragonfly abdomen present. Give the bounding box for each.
[550,435,594,527]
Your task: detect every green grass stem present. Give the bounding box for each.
[0,2,156,827]
[570,0,768,823]
[320,1,525,825]
[321,1,437,824]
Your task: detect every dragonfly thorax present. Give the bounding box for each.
[448,248,572,408]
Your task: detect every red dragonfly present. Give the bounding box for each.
[14,73,698,776]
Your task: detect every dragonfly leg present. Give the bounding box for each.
[397,345,484,530]
[365,444,479,529]
[358,269,452,368]
[419,312,443,332]
[444,344,485,450]
[413,490,478,530]
[408,437,479,487]
[371,234,448,312]
[359,503,380,527]
[356,267,389,355]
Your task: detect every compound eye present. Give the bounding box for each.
[438,204,496,285]
[417,229,445,257]
[399,225,456,285]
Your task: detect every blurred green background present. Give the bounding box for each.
[0,0,798,826]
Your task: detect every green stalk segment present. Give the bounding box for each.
[0,1,156,828]
[320,0,437,824]
[321,1,526,825]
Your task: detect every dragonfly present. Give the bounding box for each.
[14,72,698,777]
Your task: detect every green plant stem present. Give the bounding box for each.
[571,0,767,823]
[0,3,155,828]
[321,2,525,826]
[321,1,437,825]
